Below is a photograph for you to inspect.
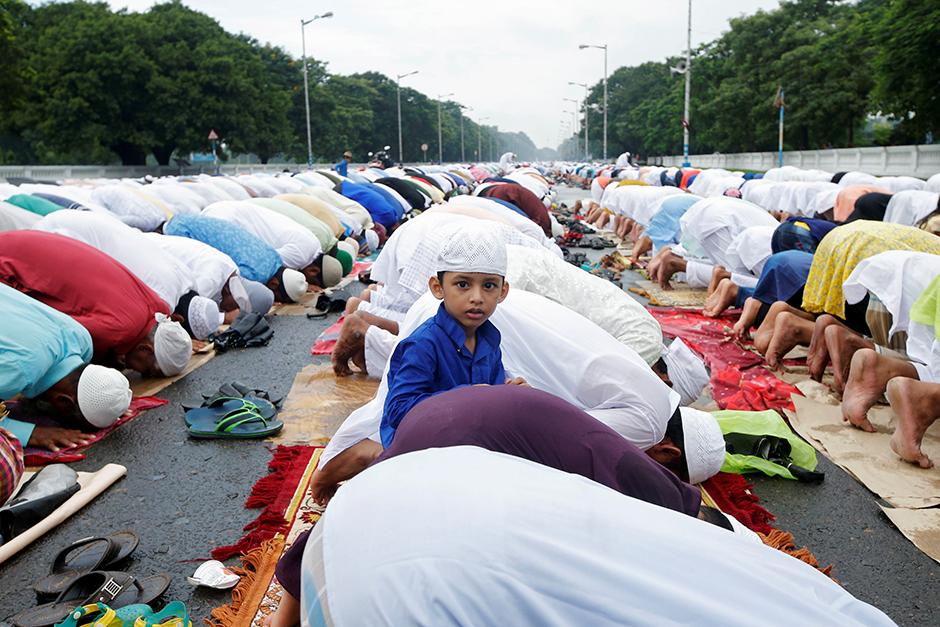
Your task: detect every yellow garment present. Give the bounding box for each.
[616,180,649,187]
[275,193,345,238]
[802,221,940,318]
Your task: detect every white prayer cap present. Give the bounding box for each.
[321,254,343,288]
[679,407,726,484]
[283,268,308,302]
[662,339,709,405]
[188,295,224,340]
[77,364,132,428]
[436,223,507,276]
[364,228,379,252]
[337,239,357,262]
[243,279,274,313]
[153,313,192,376]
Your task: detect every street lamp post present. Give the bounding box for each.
[396,70,419,165]
[458,104,472,163]
[563,99,578,140]
[300,11,333,167]
[568,81,589,160]
[437,92,454,164]
[478,116,489,163]
[682,0,692,167]
[578,43,607,161]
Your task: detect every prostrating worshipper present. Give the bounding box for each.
[89,184,172,231]
[651,196,779,289]
[0,200,41,232]
[33,210,222,339]
[250,196,338,254]
[0,231,192,377]
[268,386,730,627]
[702,225,776,316]
[300,185,373,233]
[845,192,893,223]
[732,251,814,342]
[833,184,890,222]
[274,193,346,240]
[162,213,308,304]
[3,193,63,217]
[374,177,430,211]
[339,181,402,230]
[758,221,940,368]
[884,189,940,227]
[145,233,259,321]
[0,283,132,452]
[643,193,703,253]
[443,195,558,251]
[298,447,895,627]
[770,216,838,255]
[477,182,552,236]
[381,226,515,447]
[201,200,343,289]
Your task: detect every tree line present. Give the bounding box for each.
[0,0,543,165]
[559,0,938,160]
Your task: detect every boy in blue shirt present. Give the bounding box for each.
[381,227,524,446]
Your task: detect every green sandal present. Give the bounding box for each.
[186,399,283,440]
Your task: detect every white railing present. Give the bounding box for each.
[0,163,342,181]
[652,144,940,178]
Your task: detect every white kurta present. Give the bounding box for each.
[202,200,321,270]
[0,201,41,232]
[90,184,171,232]
[883,190,940,226]
[145,233,239,304]
[33,210,194,307]
[680,197,778,270]
[302,186,373,230]
[724,225,776,278]
[302,447,895,627]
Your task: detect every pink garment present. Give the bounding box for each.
[834,185,891,222]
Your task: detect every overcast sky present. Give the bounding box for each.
[104,0,781,149]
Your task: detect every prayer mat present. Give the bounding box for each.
[270,363,378,447]
[786,393,940,509]
[12,397,168,466]
[209,446,323,626]
[269,289,322,316]
[879,507,940,565]
[0,463,127,565]
[129,341,217,397]
[311,316,345,355]
[649,307,801,412]
[632,279,708,308]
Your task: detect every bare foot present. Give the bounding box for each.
[344,296,362,316]
[887,377,938,469]
[826,324,874,394]
[708,266,732,295]
[754,301,812,355]
[841,349,886,432]
[655,251,687,289]
[765,312,814,369]
[263,590,300,627]
[703,278,738,317]
[733,297,762,341]
[331,313,370,376]
[806,315,841,382]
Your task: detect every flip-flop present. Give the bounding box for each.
[55,602,153,627]
[186,400,283,440]
[31,531,140,600]
[182,396,277,426]
[12,571,170,627]
[133,601,191,627]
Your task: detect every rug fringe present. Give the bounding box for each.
[207,537,285,626]
[759,529,835,578]
[703,472,776,534]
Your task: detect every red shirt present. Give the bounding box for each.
[0,230,169,356]
[480,184,553,237]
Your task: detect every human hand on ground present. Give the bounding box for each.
[28,426,93,452]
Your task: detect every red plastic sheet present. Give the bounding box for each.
[311,316,345,356]
[649,307,801,412]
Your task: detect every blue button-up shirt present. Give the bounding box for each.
[164,214,282,283]
[381,303,506,447]
[334,159,349,177]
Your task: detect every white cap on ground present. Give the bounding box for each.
[679,407,726,484]
[283,268,308,302]
[153,313,192,376]
[77,364,132,428]
[188,295,224,340]
[321,254,343,288]
[364,229,379,252]
[436,223,507,276]
[663,339,709,405]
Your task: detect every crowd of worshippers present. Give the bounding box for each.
[0,164,505,496]
[560,162,940,473]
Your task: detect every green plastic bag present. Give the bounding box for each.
[712,409,818,480]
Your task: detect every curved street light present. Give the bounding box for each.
[437,92,455,163]
[396,70,419,164]
[300,11,334,167]
[578,43,607,161]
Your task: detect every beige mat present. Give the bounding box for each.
[129,346,216,397]
[270,363,379,446]
[786,393,940,509]
[879,506,940,565]
[631,279,708,308]
[270,289,322,316]
[0,464,127,565]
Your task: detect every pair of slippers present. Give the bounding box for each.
[182,383,283,439]
[13,531,171,627]
[56,601,190,627]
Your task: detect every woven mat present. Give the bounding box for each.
[631,279,708,308]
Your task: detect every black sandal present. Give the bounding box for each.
[31,531,139,600]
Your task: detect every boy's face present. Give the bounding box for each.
[429,272,509,332]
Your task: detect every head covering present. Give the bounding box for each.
[364,228,380,252]
[662,339,708,405]
[227,275,250,312]
[242,279,274,314]
[436,224,508,276]
[343,151,352,159]
[187,295,224,340]
[77,364,132,428]
[282,268,308,302]
[679,407,726,484]
[343,236,359,251]
[152,313,192,376]
[334,246,354,274]
[321,254,343,288]
[372,223,388,246]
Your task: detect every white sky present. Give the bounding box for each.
[102,0,781,148]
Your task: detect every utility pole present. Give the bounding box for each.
[682,0,692,167]
[478,116,489,162]
[569,81,589,160]
[459,104,472,162]
[579,43,608,160]
[300,11,333,167]
[396,70,419,164]
[437,92,454,163]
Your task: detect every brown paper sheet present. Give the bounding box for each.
[270,363,379,446]
[270,290,322,316]
[786,393,940,509]
[129,349,216,397]
[632,279,708,308]
[879,506,940,565]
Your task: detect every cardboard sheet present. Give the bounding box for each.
[786,394,940,509]
[270,363,379,446]
[0,464,127,565]
[130,348,216,397]
[879,506,940,565]
[632,279,708,308]
[270,290,322,316]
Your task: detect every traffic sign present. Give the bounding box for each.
[208,129,219,140]
[420,143,428,151]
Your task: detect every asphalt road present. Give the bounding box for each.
[0,186,937,624]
